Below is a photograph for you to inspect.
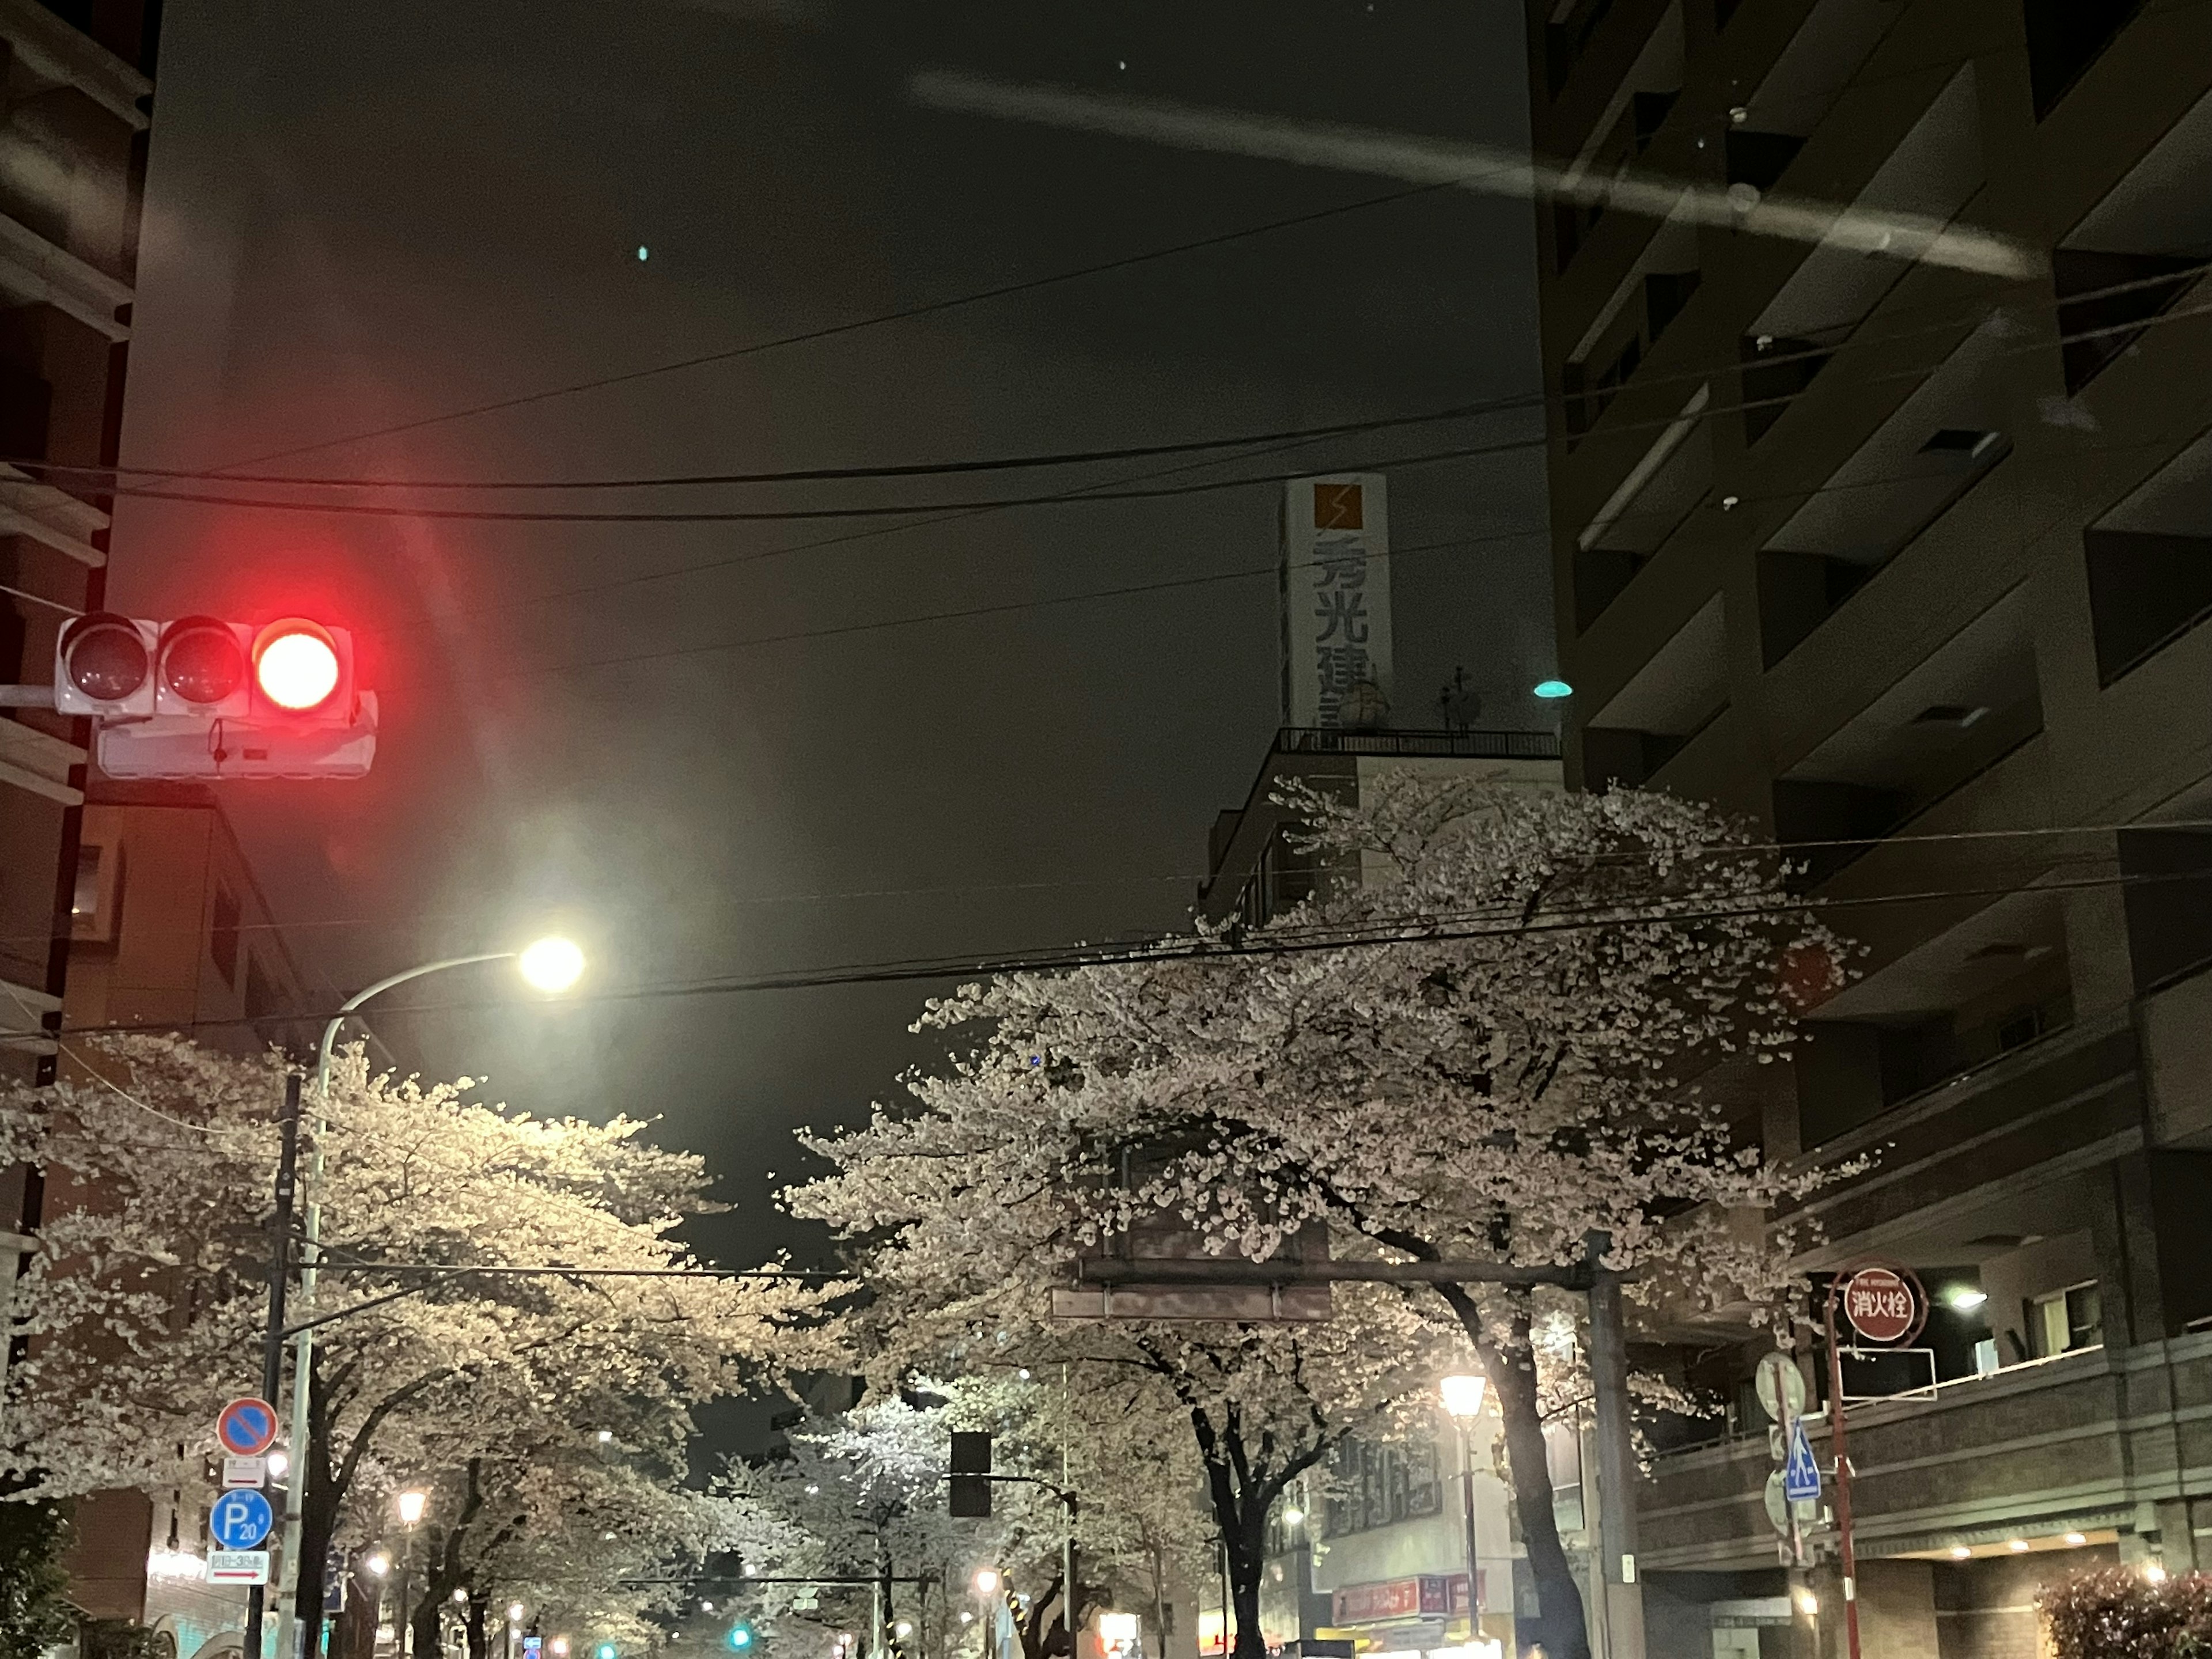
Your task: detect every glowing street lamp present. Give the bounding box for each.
[519,935,587,994]
[1440,1375,1488,1642]
[397,1490,427,1527]
[272,935,589,1659]
[974,1569,1001,1596]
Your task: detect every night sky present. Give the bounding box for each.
[105,0,1552,1316]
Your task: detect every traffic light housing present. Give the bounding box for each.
[54,612,377,780]
[949,1431,992,1518]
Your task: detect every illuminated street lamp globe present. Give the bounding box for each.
[519,936,586,994]
[974,1569,1001,1596]
[1440,1374,1488,1418]
[397,1489,428,1527]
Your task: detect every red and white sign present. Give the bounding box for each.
[1841,1267,1918,1344]
[1331,1575,1474,1625]
[206,1548,270,1584]
[216,1396,279,1457]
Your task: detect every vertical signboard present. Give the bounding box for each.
[1282,474,1393,729]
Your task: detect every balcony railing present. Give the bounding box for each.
[1275,728,1563,761]
[1640,1331,2212,1570]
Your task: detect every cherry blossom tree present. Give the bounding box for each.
[0,1036,829,1659]
[786,1088,1461,1659]
[790,772,1844,1659]
[718,1373,1214,1659]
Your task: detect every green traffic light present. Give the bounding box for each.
[726,1626,755,1652]
[597,1645,618,1659]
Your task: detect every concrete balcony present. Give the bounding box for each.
[1642,1331,2212,1571]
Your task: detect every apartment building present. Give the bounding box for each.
[1528,0,2212,1651]
[57,779,311,1637]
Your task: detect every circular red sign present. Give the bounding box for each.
[217,1396,279,1457]
[1840,1267,1918,1344]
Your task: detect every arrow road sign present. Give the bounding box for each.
[217,1396,280,1457]
[1784,1417,1822,1502]
[207,1549,271,1584]
[210,1487,275,1551]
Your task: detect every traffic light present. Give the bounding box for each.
[54,612,377,780]
[725,1624,755,1652]
[949,1431,992,1518]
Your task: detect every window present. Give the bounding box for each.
[71,845,100,918]
[1324,1437,1442,1536]
[71,842,122,944]
[210,885,241,986]
[2029,1282,2103,1358]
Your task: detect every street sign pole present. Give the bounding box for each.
[1823,1263,1926,1659]
[244,1073,303,1659]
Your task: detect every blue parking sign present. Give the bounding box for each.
[210,1487,274,1550]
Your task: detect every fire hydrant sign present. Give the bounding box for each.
[1841,1267,1918,1344]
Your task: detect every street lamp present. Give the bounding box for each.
[974,1570,1000,1596]
[274,938,588,1659]
[1441,1374,1488,1647]
[394,1490,428,1659]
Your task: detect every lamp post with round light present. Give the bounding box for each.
[395,1490,428,1659]
[1440,1375,1489,1650]
[273,941,586,1659]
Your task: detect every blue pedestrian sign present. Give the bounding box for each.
[210,1487,275,1550]
[1783,1418,1821,1502]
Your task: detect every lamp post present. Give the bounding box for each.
[1441,1374,1488,1651]
[396,1491,427,1659]
[273,940,584,1659]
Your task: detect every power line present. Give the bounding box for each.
[0,257,2145,497]
[75,293,2212,528]
[202,180,1460,474]
[51,857,2212,1041]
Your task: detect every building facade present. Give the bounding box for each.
[37,781,308,1650]
[0,0,160,1638]
[1528,0,2212,1652]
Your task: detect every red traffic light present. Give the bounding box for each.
[253,620,342,712]
[59,612,151,705]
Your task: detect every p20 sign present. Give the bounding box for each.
[1839,1264,1925,1346]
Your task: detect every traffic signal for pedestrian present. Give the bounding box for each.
[53,612,377,779]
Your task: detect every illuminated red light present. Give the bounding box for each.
[253,620,341,711]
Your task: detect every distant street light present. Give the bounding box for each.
[274,938,590,1659]
[454,1590,471,1605]
[974,1569,1000,1596]
[596,1429,615,1444]
[365,1554,391,1577]
[511,1605,527,1623]
[1440,1375,1489,1644]
[397,1490,428,1526]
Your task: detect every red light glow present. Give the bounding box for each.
[254,622,341,711]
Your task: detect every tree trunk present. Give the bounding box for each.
[1185,1406,1289,1659]
[1440,1286,1589,1659]
[465,1591,489,1659]
[411,1581,444,1659]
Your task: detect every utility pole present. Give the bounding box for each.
[1585,1234,1645,1659]
[245,1074,304,1659]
